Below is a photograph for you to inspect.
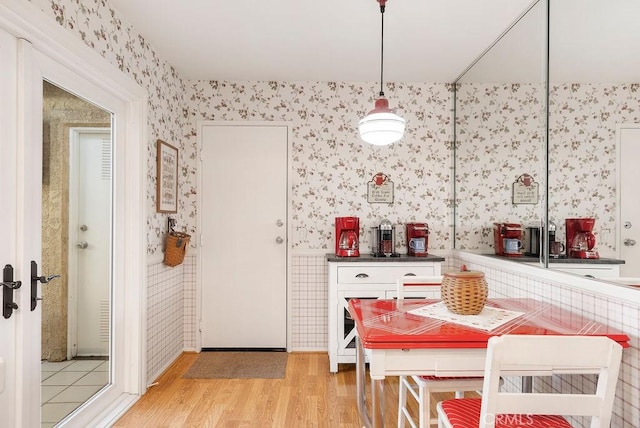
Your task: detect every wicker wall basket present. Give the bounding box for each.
[441,266,488,315]
[163,231,191,267]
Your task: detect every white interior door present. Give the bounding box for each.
[618,124,640,277]
[0,2,146,425]
[200,123,288,349]
[69,128,111,357]
[0,26,19,427]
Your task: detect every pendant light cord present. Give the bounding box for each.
[379,3,385,97]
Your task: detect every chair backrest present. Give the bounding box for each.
[479,335,623,428]
[396,275,443,299]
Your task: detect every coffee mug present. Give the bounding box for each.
[503,238,523,254]
[550,240,565,257]
[409,238,426,252]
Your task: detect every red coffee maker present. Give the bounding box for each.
[493,222,524,257]
[335,216,360,257]
[406,223,429,256]
[565,218,599,259]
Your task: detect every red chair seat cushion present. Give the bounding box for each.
[439,398,572,428]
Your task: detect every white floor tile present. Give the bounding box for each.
[41,385,67,402]
[62,360,104,371]
[74,371,109,386]
[41,402,81,423]
[41,371,85,386]
[41,361,74,372]
[49,385,103,403]
[94,361,109,372]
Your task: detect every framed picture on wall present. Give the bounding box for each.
[156,139,178,213]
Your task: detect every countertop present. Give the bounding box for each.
[326,253,445,263]
[484,254,625,265]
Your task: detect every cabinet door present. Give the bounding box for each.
[337,290,385,357]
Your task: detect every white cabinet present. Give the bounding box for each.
[327,257,443,372]
[550,264,621,278]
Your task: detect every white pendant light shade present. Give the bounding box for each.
[358,97,406,146]
[358,0,406,146]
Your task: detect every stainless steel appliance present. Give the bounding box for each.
[524,221,558,257]
[370,219,398,257]
[524,225,541,257]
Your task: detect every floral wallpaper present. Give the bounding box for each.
[549,83,640,253]
[30,0,190,255]
[456,81,640,256]
[186,81,455,251]
[455,83,546,251]
[25,1,640,259]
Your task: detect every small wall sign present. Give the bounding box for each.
[367,172,394,204]
[512,173,539,205]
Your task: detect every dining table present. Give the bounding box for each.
[348,297,630,428]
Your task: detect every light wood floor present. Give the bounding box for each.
[112,352,460,427]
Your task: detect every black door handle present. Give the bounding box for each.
[2,264,22,319]
[31,261,61,311]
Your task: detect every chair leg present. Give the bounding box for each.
[454,390,464,399]
[398,375,408,428]
[418,383,432,427]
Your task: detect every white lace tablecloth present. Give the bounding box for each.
[408,301,524,332]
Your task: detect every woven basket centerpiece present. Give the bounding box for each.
[441,265,488,315]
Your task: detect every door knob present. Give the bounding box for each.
[77,241,89,249]
[276,219,284,227]
[624,238,636,246]
[275,236,284,244]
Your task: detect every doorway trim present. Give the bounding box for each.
[615,123,640,263]
[195,120,293,352]
[68,127,112,360]
[0,0,147,425]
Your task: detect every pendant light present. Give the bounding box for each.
[358,0,406,146]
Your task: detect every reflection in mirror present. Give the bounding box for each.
[42,81,112,425]
[454,1,547,259]
[548,0,640,279]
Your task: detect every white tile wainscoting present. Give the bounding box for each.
[143,250,639,426]
[450,251,640,428]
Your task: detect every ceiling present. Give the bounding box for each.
[108,0,640,84]
[107,0,533,83]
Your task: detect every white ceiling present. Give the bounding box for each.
[108,0,640,84]
[107,0,533,82]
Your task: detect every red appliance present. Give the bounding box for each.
[493,222,524,257]
[565,218,599,259]
[335,216,360,257]
[406,223,429,257]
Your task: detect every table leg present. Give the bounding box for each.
[371,377,385,427]
[522,376,532,393]
[355,336,372,428]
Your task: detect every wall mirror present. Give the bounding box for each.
[454,0,548,259]
[547,0,640,280]
[454,0,640,284]
[42,80,112,425]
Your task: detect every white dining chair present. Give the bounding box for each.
[436,335,623,428]
[396,276,486,428]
